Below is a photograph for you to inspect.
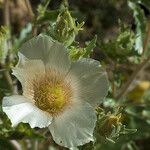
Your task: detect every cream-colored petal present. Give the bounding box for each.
[19,35,53,63]
[45,40,71,74]
[66,58,109,107]
[12,54,45,99]
[2,95,52,128]
[49,101,96,148]
[20,34,71,74]
[2,95,29,106]
[16,52,29,68]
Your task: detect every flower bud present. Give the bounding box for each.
[98,114,122,138]
[52,9,84,47]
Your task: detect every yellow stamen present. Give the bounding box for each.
[33,72,72,116]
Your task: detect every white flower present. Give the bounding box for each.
[2,35,109,148]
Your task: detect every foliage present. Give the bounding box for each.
[0,26,9,64]
[1,0,150,149]
[128,0,146,54]
[100,22,137,62]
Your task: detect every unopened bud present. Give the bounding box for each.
[52,9,84,47]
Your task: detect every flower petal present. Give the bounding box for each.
[19,35,53,63]
[12,54,45,99]
[2,95,52,128]
[49,102,96,148]
[45,41,71,74]
[66,58,109,107]
[20,35,71,74]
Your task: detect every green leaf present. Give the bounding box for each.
[125,141,140,150]
[13,23,32,52]
[69,36,97,61]
[37,0,53,22]
[100,23,137,62]
[85,35,97,54]
[37,10,59,24]
[137,0,150,12]
[128,0,147,54]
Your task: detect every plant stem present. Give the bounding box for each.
[115,55,150,100]
[0,63,13,92]
[9,140,22,150]
[24,0,34,20]
[34,140,38,150]
[24,0,37,36]
[115,21,150,100]
[0,68,6,72]
[2,0,14,93]
[3,0,9,26]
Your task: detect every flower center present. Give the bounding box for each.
[33,75,72,116]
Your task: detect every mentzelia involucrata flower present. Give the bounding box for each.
[2,35,109,148]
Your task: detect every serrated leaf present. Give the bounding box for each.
[69,36,97,61]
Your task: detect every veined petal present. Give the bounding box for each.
[16,52,29,68]
[49,101,96,148]
[66,58,109,107]
[20,34,71,74]
[45,41,71,74]
[2,95,29,106]
[2,95,52,128]
[19,35,53,63]
[12,54,45,99]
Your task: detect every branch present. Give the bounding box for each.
[24,0,37,36]
[2,0,14,93]
[115,56,150,100]
[24,0,34,20]
[10,140,22,150]
[3,0,10,26]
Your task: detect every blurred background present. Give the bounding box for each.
[1,0,150,150]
